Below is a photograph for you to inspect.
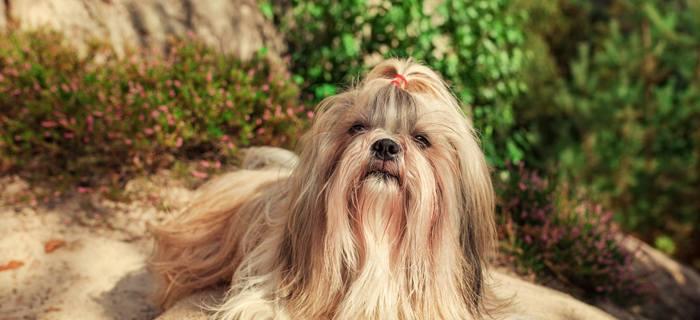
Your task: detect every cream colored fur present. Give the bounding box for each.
[150,59,498,319]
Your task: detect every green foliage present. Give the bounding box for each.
[278,0,528,165]
[497,165,640,300]
[0,30,307,187]
[515,0,700,267]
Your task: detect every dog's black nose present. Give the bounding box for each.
[372,138,400,160]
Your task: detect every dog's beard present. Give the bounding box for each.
[353,172,403,261]
[321,140,466,318]
[327,139,407,253]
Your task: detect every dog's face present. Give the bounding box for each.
[284,59,495,316]
[318,84,469,237]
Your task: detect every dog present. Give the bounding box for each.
[150,58,497,319]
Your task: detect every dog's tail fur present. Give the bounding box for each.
[149,148,296,308]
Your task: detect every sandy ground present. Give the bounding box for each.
[0,174,193,320]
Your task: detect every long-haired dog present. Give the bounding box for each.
[150,59,497,319]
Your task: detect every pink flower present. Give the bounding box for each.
[191,170,208,179]
[64,132,75,139]
[275,106,283,117]
[41,120,57,128]
[262,84,269,92]
[226,100,233,108]
[151,110,160,118]
[206,71,213,82]
[144,128,155,135]
[86,115,94,132]
[307,111,315,119]
[124,139,132,145]
[77,187,91,193]
[175,137,183,148]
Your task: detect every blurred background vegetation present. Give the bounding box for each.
[1,0,698,308]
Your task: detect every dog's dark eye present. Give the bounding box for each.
[348,123,367,135]
[413,134,431,148]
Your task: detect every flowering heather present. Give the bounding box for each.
[0,30,309,188]
[496,164,642,302]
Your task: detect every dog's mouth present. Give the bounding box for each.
[365,169,400,182]
[364,161,401,184]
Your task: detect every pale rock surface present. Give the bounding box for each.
[617,237,700,319]
[1,148,699,320]
[0,1,6,30]
[0,0,284,60]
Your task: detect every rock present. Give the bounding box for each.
[614,236,700,319]
[0,0,6,30]
[491,271,615,320]
[2,0,284,61]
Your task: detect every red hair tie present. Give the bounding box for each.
[390,74,408,88]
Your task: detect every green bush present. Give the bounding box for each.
[0,30,307,188]
[273,0,528,165]
[515,0,700,267]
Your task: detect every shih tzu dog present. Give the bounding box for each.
[150,59,497,319]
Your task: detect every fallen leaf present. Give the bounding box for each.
[44,239,66,253]
[0,260,24,272]
[45,306,61,313]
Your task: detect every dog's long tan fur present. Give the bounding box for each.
[150,59,497,319]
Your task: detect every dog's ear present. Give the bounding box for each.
[452,126,497,309]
